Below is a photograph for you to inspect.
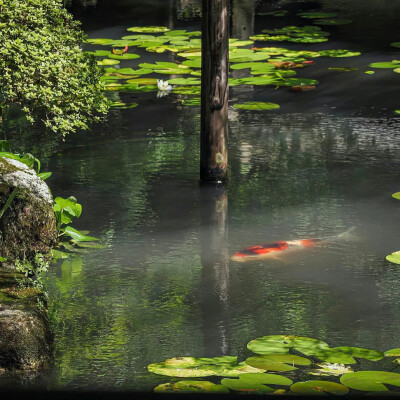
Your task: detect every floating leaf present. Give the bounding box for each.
[396,110,400,114]
[115,68,153,76]
[369,62,400,68]
[229,40,254,47]
[154,381,229,393]
[386,251,400,264]
[291,380,349,395]
[108,53,140,60]
[328,67,358,71]
[180,98,201,106]
[234,76,278,85]
[384,349,400,357]
[247,335,329,356]
[167,77,201,85]
[340,371,400,391]
[391,42,400,48]
[85,38,114,45]
[86,50,112,57]
[110,101,139,109]
[246,354,310,371]
[365,70,375,74]
[182,58,201,68]
[221,373,293,393]
[127,26,170,33]
[230,49,270,62]
[233,102,280,111]
[394,68,400,73]
[97,59,120,66]
[219,362,266,377]
[392,192,400,200]
[313,19,353,25]
[276,78,319,87]
[125,78,158,85]
[298,12,339,19]
[110,40,138,47]
[258,10,288,17]
[319,49,361,57]
[172,86,201,95]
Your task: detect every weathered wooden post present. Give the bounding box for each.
[200,0,229,182]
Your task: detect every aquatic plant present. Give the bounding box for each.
[148,334,400,395]
[0,0,109,136]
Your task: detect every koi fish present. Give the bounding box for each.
[231,227,356,263]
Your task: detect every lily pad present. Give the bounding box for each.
[108,53,140,60]
[221,373,293,393]
[167,77,201,85]
[308,363,354,376]
[182,59,202,68]
[180,98,201,106]
[172,86,201,95]
[85,38,114,45]
[230,49,270,62]
[97,59,120,66]
[369,62,400,68]
[394,68,400,73]
[116,68,153,76]
[384,349,400,357]
[86,50,112,57]
[246,354,310,371]
[318,49,361,57]
[154,380,229,393]
[125,78,158,85]
[148,356,238,378]
[233,102,280,111]
[219,361,266,377]
[340,371,400,391]
[328,67,358,71]
[276,78,319,87]
[229,40,255,47]
[391,42,400,48]
[258,10,288,17]
[315,347,383,364]
[313,19,353,25]
[234,76,278,86]
[386,251,400,264]
[110,101,139,109]
[247,335,330,356]
[127,26,170,33]
[298,12,339,19]
[291,380,349,395]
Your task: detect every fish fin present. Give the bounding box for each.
[337,226,357,241]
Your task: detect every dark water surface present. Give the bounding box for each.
[3,0,400,391]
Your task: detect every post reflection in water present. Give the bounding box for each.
[199,184,230,356]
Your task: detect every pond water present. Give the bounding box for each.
[3,0,400,392]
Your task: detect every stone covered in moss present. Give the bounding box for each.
[0,157,57,264]
[0,269,53,370]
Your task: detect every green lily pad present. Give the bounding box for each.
[123,84,158,93]
[85,38,114,45]
[331,347,383,361]
[230,49,270,62]
[86,50,112,57]
[108,53,140,60]
[233,102,280,111]
[396,110,400,114]
[229,40,255,47]
[230,62,276,73]
[154,380,229,393]
[386,251,400,264]
[318,49,361,57]
[172,86,201,95]
[221,373,293,393]
[340,371,400,391]
[246,354,310,371]
[219,361,266,377]
[177,51,202,58]
[110,101,139,109]
[125,78,158,85]
[97,59,120,66]
[121,34,156,40]
[384,349,400,357]
[234,76,278,85]
[148,356,237,378]
[394,68,400,73]
[127,26,170,33]
[313,19,353,25]
[291,380,349,395]
[365,70,375,74]
[116,68,153,76]
[391,42,400,48]
[182,59,202,68]
[180,98,201,106]
[369,62,400,68]
[258,10,288,17]
[298,12,339,19]
[167,77,201,85]
[110,40,139,47]
[315,346,383,364]
[328,67,358,71]
[276,78,319,87]
[247,335,330,356]
[392,192,400,200]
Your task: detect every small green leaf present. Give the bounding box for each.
[384,348,400,357]
[38,172,52,180]
[233,101,280,111]
[221,373,293,393]
[154,381,229,393]
[386,251,400,264]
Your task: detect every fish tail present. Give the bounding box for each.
[337,226,357,240]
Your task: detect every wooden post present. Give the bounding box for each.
[200,0,229,182]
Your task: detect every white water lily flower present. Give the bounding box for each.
[308,363,353,376]
[157,79,173,92]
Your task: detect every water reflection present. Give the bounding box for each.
[199,184,230,355]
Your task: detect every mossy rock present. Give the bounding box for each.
[0,268,53,371]
[0,157,57,266]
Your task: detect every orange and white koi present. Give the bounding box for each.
[231,227,356,262]
[231,238,323,262]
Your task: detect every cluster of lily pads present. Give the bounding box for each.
[85,22,361,111]
[148,335,400,395]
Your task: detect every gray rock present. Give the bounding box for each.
[0,157,57,264]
